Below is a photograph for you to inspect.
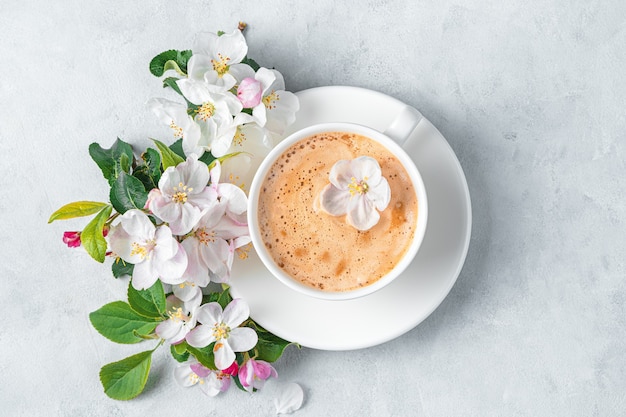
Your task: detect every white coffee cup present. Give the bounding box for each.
[247,111,428,301]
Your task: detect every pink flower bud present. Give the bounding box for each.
[63,231,81,248]
[237,78,263,108]
[238,358,277,392]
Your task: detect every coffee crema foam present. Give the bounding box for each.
[257,132,418,292]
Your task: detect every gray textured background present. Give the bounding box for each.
[1,1,625,416]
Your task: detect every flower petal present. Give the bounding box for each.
[350,156,382,185]
[222,298,250,328]
[319,184,350,216]
[194,302,223,325]
[174,364,198,387]
[367,177,391,211]
[213,339,236,370]
[227,327,258,352]
[185,325,216,348]
[328,159,353,190]
[274,383,304,415]
[131,258,159,290]
[346,196,380,231]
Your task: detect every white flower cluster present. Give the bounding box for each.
[147,29,299,193]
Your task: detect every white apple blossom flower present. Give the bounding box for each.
[108,209,188,290]
[148,154,216,235]
[181,204,249,285]
[210,112,256,158]
[173,361,234,397]
[319,156,391,231]
[250,67,299,136]
[176,78,243,157]
[146,98,201,143]
[185,299,258,370]
[156,293,201,344]
[190,30,255,89]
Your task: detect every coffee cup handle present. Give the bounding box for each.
[383,106,423,146]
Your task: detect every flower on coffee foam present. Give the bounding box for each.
[319,156,391,231]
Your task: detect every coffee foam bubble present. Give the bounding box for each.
[258,132,418,292]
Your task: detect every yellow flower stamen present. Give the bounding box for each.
[169,121,183,138]
[212,322,230,340]
[172,182,193,204]
[196,227,216,245]
[211,53,231,77]
[348,176,369,196]
[197,102,216,121]
[262,91,279,109]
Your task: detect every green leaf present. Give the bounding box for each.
[89,301,160,344]
[152,139,185,170]
[198,151,217,167]
[241,56,260,72]
[112,259,134,278]
[169,138,186,160]
[109,171,148,214]
[127,280,166,319]
[100,349,153,400]
[170,343,190,363]
[48,201,109,223]
[186,344,217,370]
[149,49,193,77]
[133,148,162,192]
[81,205,112,263]
[89,139,134,185]
[207,289,233,310]
[248,322,298,363]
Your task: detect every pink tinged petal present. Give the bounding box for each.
[328,159,354,190]
[180,154,210,190]
[155,242,188,285]
[238,360,254,389]
[251,360,277,380]
[194,302,223,325]
[213,339,236,370]
[181,237,211,287]
[218,183,248,215]
[274,383,304,415]
[319,184,350,216]
[223,361,239,376]
[199,238,230,276]
[152,201,181,224]
[186,325,216,348]
[350,156,382,185]
[237,77,263,108]
[346,196,380,231]
[168,203,202,235]
[174,364,198,387]
[190,362,212,378]
[187,187,219,211]
[367,177,391,211]
[131,258,160,290]
[154,225,178,259]
[228,327,258,352]
[222,298,250,328]
[218,375,232,392]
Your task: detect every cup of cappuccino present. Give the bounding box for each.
[247,116,428,301]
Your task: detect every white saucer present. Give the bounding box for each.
[229,86,472,350]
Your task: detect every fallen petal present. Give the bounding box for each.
[274,382,304,415]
